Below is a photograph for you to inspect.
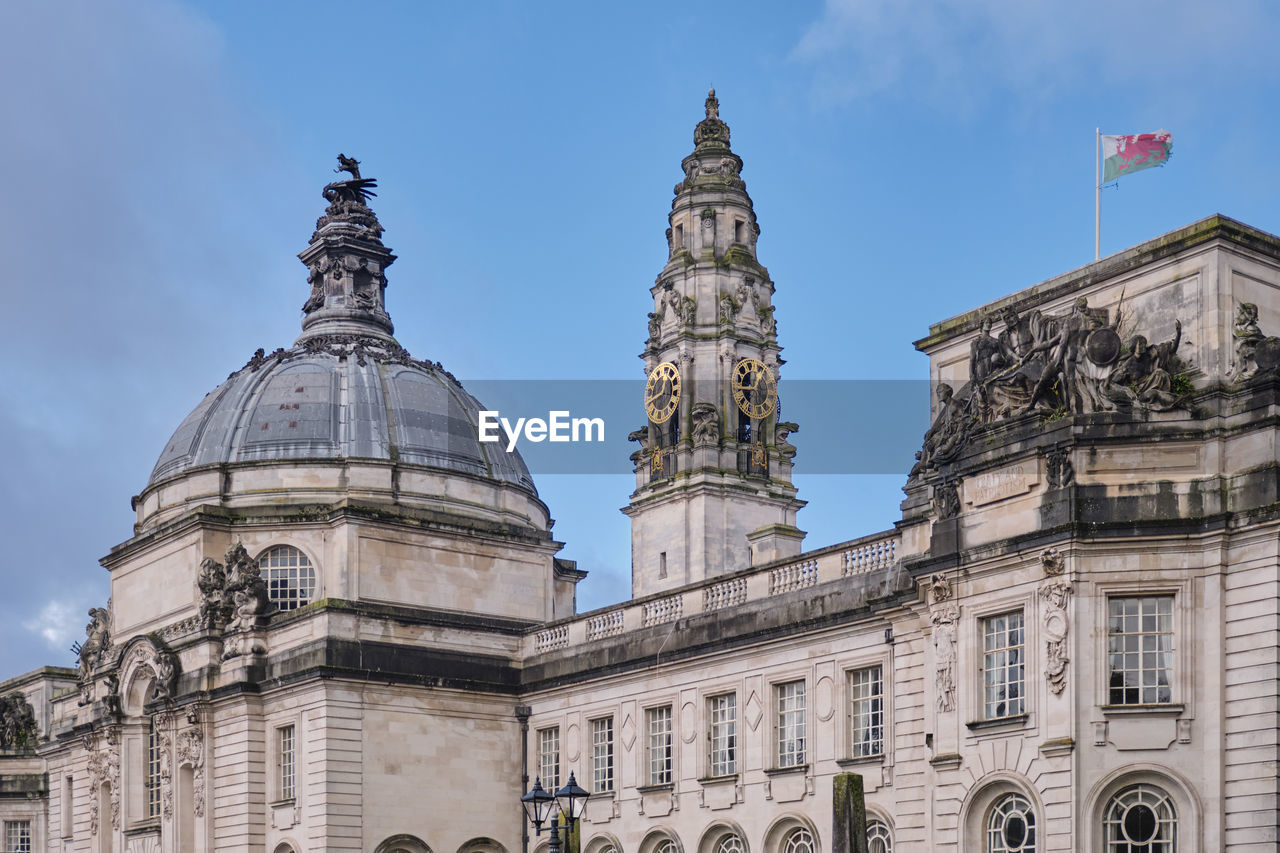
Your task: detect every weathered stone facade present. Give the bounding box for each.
[3,97,1280,853]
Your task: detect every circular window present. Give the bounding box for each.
[781,828,814,853]
[987,794,1036,853]
[259,545,317,610]
[1104,785,1177,851]
[866,820,892,853]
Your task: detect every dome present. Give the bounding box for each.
[143,157,537,510]
[148,337,534,493]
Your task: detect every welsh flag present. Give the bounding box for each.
[1101,130,1172,182]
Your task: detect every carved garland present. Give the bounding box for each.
[84,729,121,833]
[929,574,959,713]
[1040,548,1073,695]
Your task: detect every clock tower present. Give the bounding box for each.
[624,90,806,598]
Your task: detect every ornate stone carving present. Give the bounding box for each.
[929,573,953,603]
[197,555,228,631]
[665,292,696,327]
[691,403,720,445]
[1046,446,1074,488]
[930,603,959,713]
[647,307,664,342]
[1109,320,1185,410]
[0,693,36,750]
[757,304,776,337]
[214,542,272,660]
[774,421,799,458]
[1039,548,1073,695]
[718,290,740,325]
[157,714,174,820]
[77,604,111,704]
[175,724,206,818]
[85,730,121,833]
[693,88,731,149]
[933,479,960,519]
[1230,301,1264,381]
[128,637,180,702]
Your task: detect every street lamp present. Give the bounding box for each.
[521,773,591,853]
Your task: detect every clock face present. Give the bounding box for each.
[732,358,777,419]
[645,362,681,423]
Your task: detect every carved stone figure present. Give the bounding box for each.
[970,315,1005,384]
[130,638,180,701]
[1110,320,1185,410]
[910,384,972,480]
[78,607,110,679]
[0,693,36,750]
[718,291,739,325]
[757,304,777,337]
[774,421,799,458]
[929,573,953,603]
[335,153,362,180]
[647,309,664,341]
[931,604,959,713]
[669,294,696,326]
[1024,297,1104,413]
[691,403,720,445]
[197,555,228,630]
[1046,446,1074,488]
[175,725,206,817]
[1040,548,1073,695]
[1230,302,1264,381]
[222,542,271,634]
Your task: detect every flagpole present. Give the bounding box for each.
[1095,127,1101,260]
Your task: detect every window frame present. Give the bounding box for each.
[3,820,32,853]
[773,678,807,770]
[276,723,297,803]
[980,610,1026,721]
[1095,578,1193,715]
[847,664,885,759]
[963,592,1035,730]
[1105,595,1175,707]
[589,716,615,794]
[706,692,737,778]
[257,544,319,612]
[537,726,561,791]
[145,717,162,821]
[643,705,674,788]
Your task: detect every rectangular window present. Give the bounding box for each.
[590,717,614,793]
[849,666,884,757]
[983,611,1026,718]
[1108,595,1174,705]
[4,821,31,853]
[776,680,806,768]
[646,706,673,785]
[538,727,561,790]
[708,693,736,777]
[147,719,162,819]
[278,724,296,801]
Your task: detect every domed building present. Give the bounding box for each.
[5,94,1280,853]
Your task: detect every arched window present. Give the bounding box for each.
[1103,785,1177,852]
[987,793,1036,852]
[866,820,892,853]
[259,546,317,610]
[781,828,814,853]
[656,841,678,853]
[715,835,745,853]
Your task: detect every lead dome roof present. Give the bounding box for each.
[147,159,535,495]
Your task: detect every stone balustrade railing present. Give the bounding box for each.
[527,529,901,657]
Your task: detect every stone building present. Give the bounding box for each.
[3,92,1280,853]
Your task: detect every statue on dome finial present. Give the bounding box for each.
[694,89,730,149]
[335,153,362,180]
[706,88,719,120]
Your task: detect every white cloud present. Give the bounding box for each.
[792,0,1280,110]
[22,600,82,651]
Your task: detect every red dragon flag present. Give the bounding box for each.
[1101,130,1173,182]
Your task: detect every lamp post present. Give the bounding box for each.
[521,773,591,853]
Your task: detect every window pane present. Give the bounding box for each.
[279,724,296,801]
[647,707,672,785]
[4,821,32,853]
[1104,784,1178,852]
[709,694,736,776]
[260,545,317,611]
[539,727,560,790]
[776,681,806,767]
[591,718,614,792]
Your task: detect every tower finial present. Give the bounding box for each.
[705,88,719,120]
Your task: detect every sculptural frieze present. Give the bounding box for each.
[909,297,1196,486]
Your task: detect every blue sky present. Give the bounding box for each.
[2,0,1278,677]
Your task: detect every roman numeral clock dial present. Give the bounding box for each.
[732,358,777,419]
[645,362,681,423]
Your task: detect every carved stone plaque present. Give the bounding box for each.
[963,461,1038,507]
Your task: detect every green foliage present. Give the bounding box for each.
[1170,372,1194,398]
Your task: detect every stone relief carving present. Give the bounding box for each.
[197,554,228,631]
[933,479,960,520]
[199,542,273,660]
[1230,301,1264,381]
[1046,446,1074,488]
[0,693,36,750]
[85,730,121,833]
[1039,548,1073,695]
[157,714,174,820]
[774,421,799,458]
[691,403,720,445]
[128,636,180,702]
[910,298,1195,485]
[931,603,959,713]
[757,304,777,337]
[665,293,696,327]
[718,290,740,325]
[175,723,206,818]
